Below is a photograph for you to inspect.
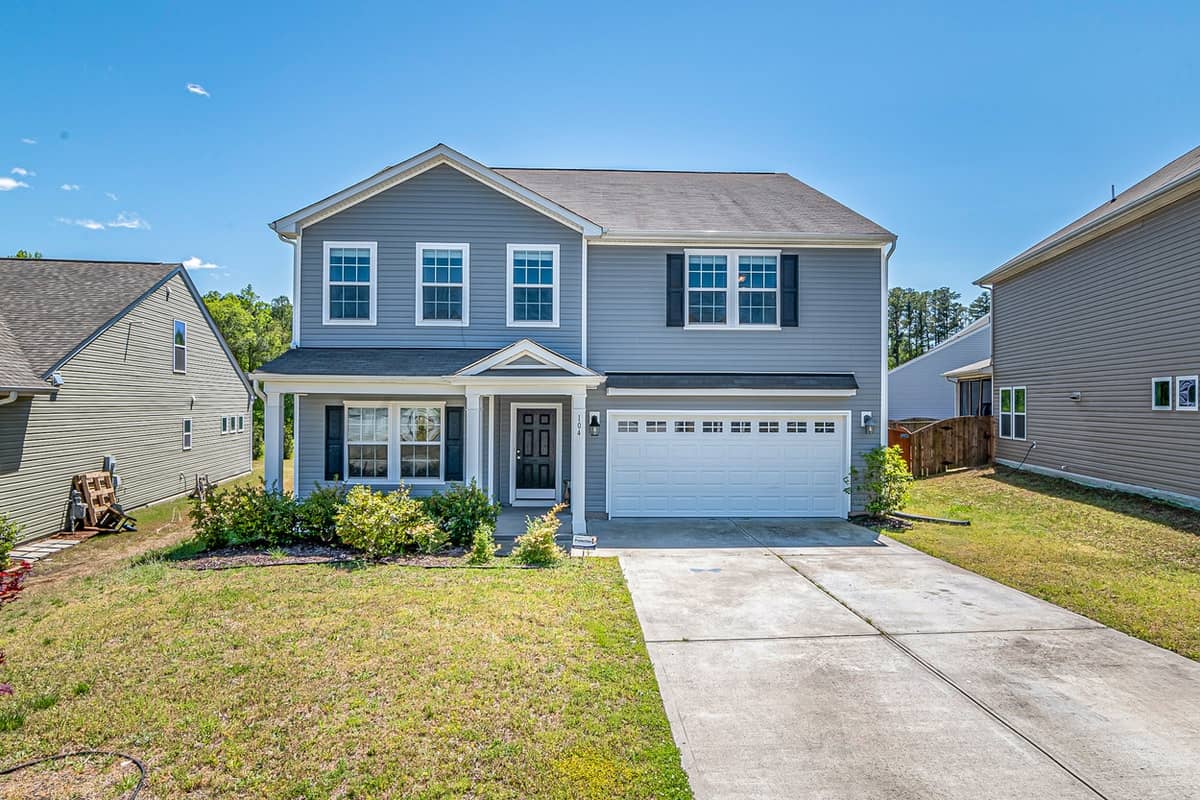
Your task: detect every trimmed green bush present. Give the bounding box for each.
[425,481,501,548]
[189,483,300,550]
[846,445,913,517]
[466,523,498,565]
[296,484,348,544]
[512,504,566,567]
[335,485,444,558]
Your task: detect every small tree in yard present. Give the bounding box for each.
[512,504,567,566]
[846,445,913,518]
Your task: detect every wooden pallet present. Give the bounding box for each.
[71,471,135,531]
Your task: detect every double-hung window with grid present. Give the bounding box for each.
[507,244,559,326]
[685,250,780,328]
[324,242,376,324]
[416,243,468,325]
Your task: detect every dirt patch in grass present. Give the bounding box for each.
[893,465,1200,659]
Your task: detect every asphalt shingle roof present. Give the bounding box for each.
[255,347,500,376]
[0,259,180,376]
[494,168,893,238]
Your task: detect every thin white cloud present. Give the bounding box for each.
[185,83,210,97]
[60,183,80,191]
[108,211,150,230]
[182,256,221,270]
[20,138,36,145]
[11,167,34,176]
[57,217,105,230]
[0,177,29,191]
[105,191,118,201]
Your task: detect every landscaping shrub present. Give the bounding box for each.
[466,523,498,565]
[296,484,348,544]
[425,480,501,547]
[0,511,20,568]
[190,483,300,550]
[512,504,566,566]
[335,485,444,558]
[846,445,913,517]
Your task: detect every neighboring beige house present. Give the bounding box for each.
[977,145,1200,507]
[0,259,254,542]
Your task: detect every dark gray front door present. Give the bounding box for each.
[515,408,556,500]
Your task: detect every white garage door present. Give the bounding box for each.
[607,413,848,517]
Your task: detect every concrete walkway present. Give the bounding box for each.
[592,518,1200,800]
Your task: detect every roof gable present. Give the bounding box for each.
[454,339,598,377]
[271,144,602,237]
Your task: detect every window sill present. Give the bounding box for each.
[322,319,377,326]
[506,321,560,328]
[682,324,783,331]
[416,319,469,328]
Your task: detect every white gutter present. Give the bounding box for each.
[0,391,18,406]
[274,229,301,347]
[880,239,895,446]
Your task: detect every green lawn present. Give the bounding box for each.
[0,478,691,798]
[892,466,1200,660]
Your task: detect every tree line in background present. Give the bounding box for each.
[888,287,989,368]
[202,287,294,460]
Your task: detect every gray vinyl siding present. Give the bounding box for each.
[887,322,991,421]
[992,190,1200,503]
[0,273,252,542]
[298,164,583,360]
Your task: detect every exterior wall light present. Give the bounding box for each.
[861,411,876,434]
[589,413,601,437]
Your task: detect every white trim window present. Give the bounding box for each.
[172,320,187,373]
[237,414,245,433]
[323,241,377,325]
[398,406,443,481]
[685,249,781,328]
[416,243,469,326]
[346,406,390,480]
[507,244,559,327]
[182,418,192,451]
[999,386,1027,440]
[1152,377,1173,410]
[1177,375,1198,411]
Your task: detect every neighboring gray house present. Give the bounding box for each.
[977,144,1200,508]
[253,144,894,532]
[888,313,991,423]
[0,259,254,542]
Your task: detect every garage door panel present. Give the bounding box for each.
[609,413,847,518]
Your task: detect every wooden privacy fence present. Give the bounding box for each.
[891,416,993,477]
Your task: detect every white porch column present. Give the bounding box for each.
[570,389,587,534]
[263,389,284,492]
[485,395,495,497]
[464,389,482,486]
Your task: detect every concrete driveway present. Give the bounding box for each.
[591,518,1200,800]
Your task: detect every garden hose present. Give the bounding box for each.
[0,749,146,798]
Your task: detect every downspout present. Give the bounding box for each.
[0,391,18,406]
[880,239,896,447]
[273,228,301,348]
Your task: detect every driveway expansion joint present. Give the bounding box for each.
[728,519,1112,800]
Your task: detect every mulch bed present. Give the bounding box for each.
[172,544,469,571]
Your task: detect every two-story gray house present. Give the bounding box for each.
[978,144,1200,508]
[253,144,894,533]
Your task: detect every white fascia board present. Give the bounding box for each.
[250,374,459,396]
[271,144,602,237]
[976,172,1200,286]
[446,375,605,391]
[605,388,857,397]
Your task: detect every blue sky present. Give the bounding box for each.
[2,1,1198,303]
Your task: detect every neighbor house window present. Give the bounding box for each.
[686,249,781,328]
[1177,376,1198,411]
[172,320,187,373]
[324,241,377,324]
[507,244,559,327]
[237,415,245,433]
[1152,377,1173,410]
[416,243,468,326]
[182,418,192,451]
[999,387,1027,439]
[399,406,442,480]
[347,406,389,479]
[221,416,228,435]
[957,378,993,416]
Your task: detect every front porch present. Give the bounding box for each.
[254,339,603,534]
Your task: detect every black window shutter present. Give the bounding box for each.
[780,254,799,327]
[666,253,685,327]
[444,406,464,482]
[324,405,344,481]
